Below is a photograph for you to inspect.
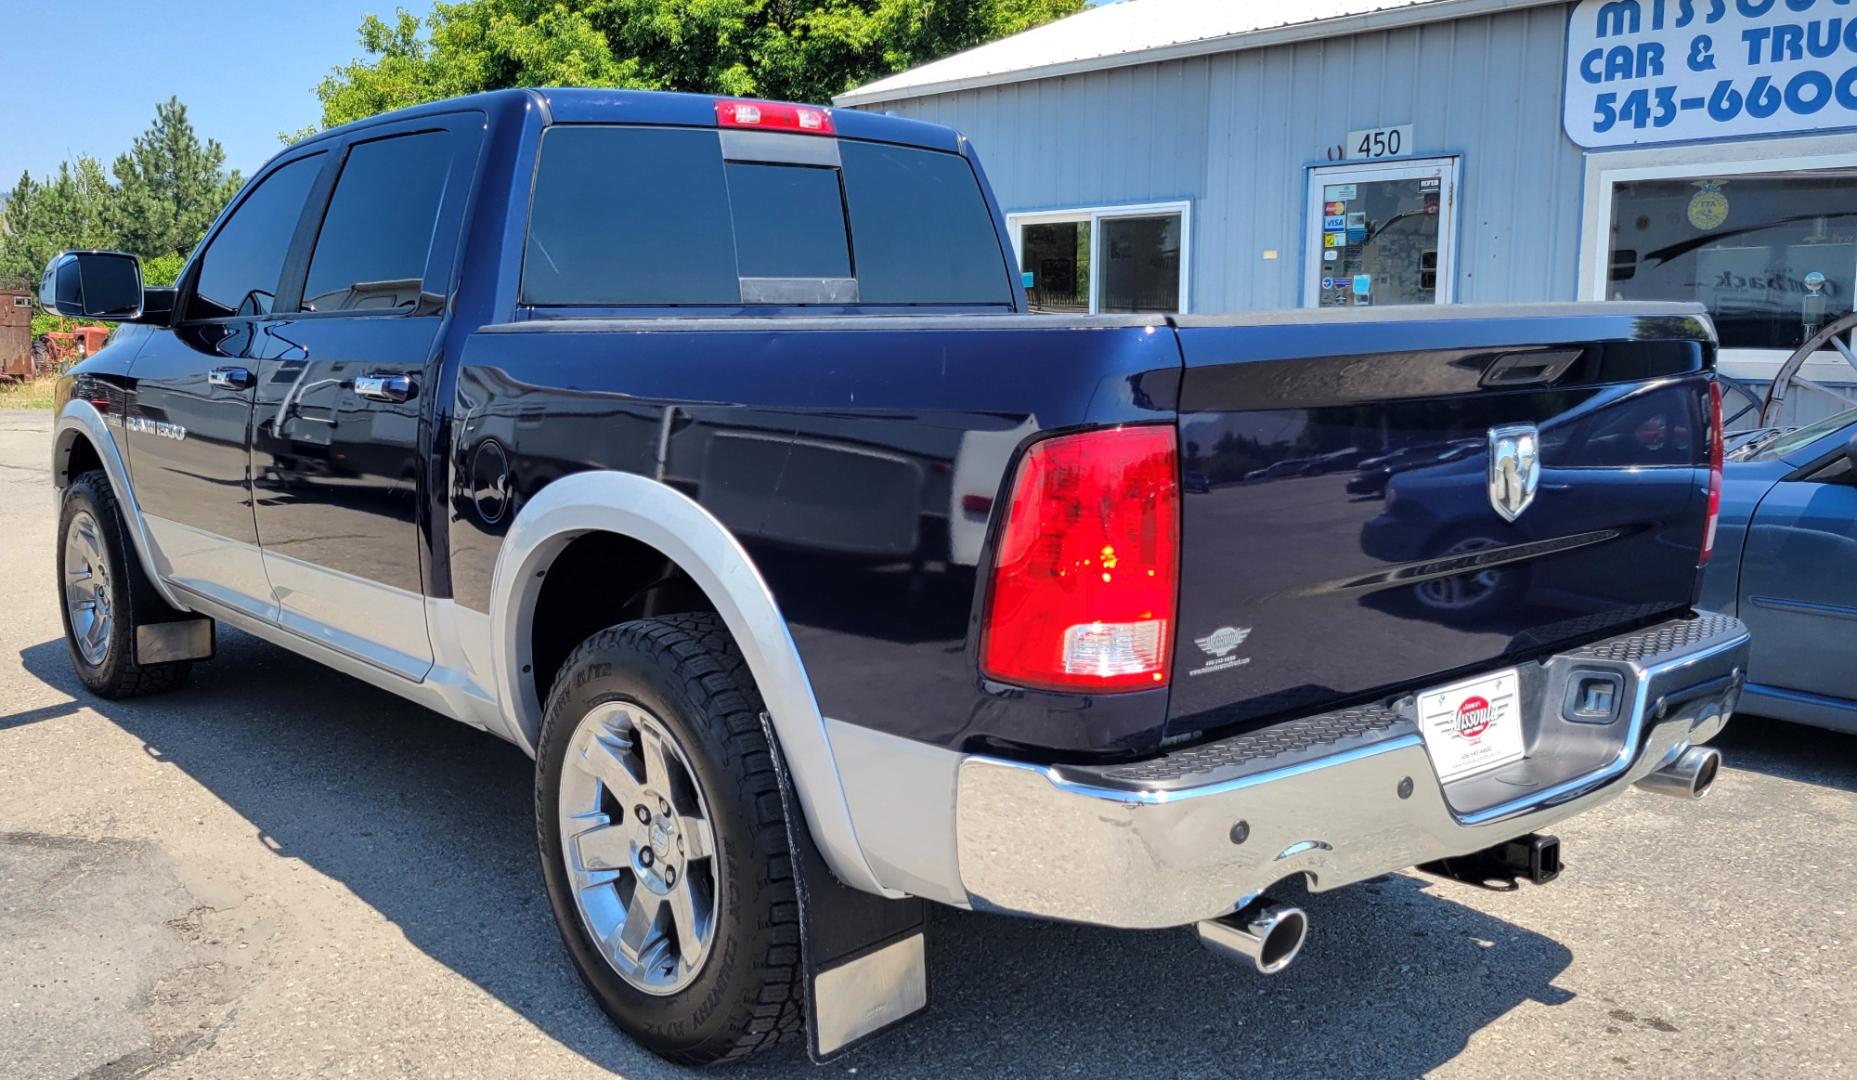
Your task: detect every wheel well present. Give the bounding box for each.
[528,531,718,712]
[59,432,104,489]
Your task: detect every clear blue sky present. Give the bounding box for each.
[1,0,1117,185]
[0,0,384,183]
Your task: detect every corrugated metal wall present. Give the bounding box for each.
[861,2,1581,313]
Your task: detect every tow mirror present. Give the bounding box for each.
[39,250,144,320]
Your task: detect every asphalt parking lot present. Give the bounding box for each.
[2,406,1855,1079]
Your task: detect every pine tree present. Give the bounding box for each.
[109,98,244,262]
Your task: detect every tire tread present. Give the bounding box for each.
[62,471,192,698]
[536,613,805,1063]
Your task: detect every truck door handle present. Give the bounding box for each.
[355,374,415,403]
[207,366,254,391]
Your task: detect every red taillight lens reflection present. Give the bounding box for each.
[981,425,1180,692]
[715,99,835,135]
[1701,379,1723,566]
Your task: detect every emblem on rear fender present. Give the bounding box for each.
[1487,423,1540,522]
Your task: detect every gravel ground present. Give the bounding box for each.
[2,408,1853,1079]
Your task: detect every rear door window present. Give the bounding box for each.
[302,131,454,312]
[522,125,1011,307]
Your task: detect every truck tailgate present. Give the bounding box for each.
[1167,304,1716,733]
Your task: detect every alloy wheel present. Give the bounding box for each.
[63,509,114,666]
[556,701,722,996]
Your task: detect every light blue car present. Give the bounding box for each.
[1701,407,1857,734]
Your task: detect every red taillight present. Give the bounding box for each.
[715,99,835,135]
[981,425,1180,692]
[1701,379,1724,566]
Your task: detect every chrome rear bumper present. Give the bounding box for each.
[952,613,1748,929]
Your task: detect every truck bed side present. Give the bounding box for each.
[448,315,1183,756]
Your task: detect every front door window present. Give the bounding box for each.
[1305,158,1458,308]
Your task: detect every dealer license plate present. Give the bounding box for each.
[1416,668,1526,783]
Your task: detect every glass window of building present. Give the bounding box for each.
[1606,171,1857,352]
[1019,220,1091,313]
[1012,206,1186,315]
[1100,216,1181,314]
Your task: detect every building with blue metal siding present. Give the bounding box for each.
[839,0,1857,416]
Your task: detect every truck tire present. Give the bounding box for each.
[57,470,193,698]
[535,614,803,1065]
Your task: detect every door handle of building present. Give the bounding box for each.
[207,366,254,391]
[355,374,415,403]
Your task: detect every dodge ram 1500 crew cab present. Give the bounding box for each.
[42,88,1749,1066]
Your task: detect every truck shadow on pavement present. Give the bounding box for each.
[21,629,1582,1079]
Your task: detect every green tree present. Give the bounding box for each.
[0,156,117,287]
[141,252,187,287]
[0,98,239,300]
[110,98,244,262]
[311,0,1084,129]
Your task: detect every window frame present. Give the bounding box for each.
[1578,134,1857,385]
[176,149,334,326]
[518,124,1017,311]
[1301,156,1460,309]
[283,114,483,321]
[174,111,482,327]
[1005,201,1192,316]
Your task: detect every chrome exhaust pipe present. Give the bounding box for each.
[1197,899,1308,975]
[1636,745,1722,801]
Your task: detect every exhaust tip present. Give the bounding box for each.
[1198,899,1308,975]
[1690,746,1721,798]
[1256,907,1308,973]
[1636,745,1722,801]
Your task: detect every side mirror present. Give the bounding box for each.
[39,250,144,320]
[1845,432,1857,472]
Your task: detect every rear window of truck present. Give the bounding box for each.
[521,125,1013,308]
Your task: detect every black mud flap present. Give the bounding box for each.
[761,714,930,1064]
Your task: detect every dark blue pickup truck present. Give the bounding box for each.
[42,89,1748,1065]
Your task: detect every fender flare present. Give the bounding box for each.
[52,400,191,613]
[488,469,895,898]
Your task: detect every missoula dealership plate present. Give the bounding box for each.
[1416,669,1525,783]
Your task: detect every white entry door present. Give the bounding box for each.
[1305,157,1459,309]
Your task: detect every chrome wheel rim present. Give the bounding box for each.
[1415,536,1505,611]
[63,509,114,666]
[558,701,721,996]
